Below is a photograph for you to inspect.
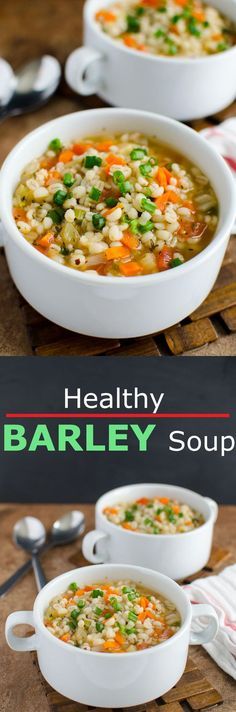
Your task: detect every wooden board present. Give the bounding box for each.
[1,0,236,356]
[1,504,236,712]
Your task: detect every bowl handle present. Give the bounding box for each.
[82,529,109,563]
[65,47,104,96]
[5,611,38,651]
[190,603,219,645]
[204,497,218,523]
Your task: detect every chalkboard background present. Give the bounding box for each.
[0,357,235,503]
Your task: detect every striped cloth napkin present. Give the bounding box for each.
[201,119,236,234]
[184,564,236,679]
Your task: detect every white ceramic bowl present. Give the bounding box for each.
[0,108,235,338]
[5,563,218,706]
[65,0,236,120]
[82,484,218,579]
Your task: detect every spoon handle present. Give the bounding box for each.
[32,553,47,591]
[0,542,51,597]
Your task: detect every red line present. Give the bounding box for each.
[5,412,230,419]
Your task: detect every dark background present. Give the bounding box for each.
[0,357,235,503]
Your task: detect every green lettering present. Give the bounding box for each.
[4,424,27,451]
[130,424,156,451]
[29,425,55,451]
[109,424,128,451]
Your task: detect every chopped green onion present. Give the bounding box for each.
[117,623,127,635]
[126,627,137,635]
[53,190,67,206]
[70,609,79,621]
[144,517,155,526]
[96,621,104,632]
[124,510,135,522]
[139,161,152,176]
[165,37,178,54]
[105,196,118,208]
[84,155,102,168]
[128,611,137,622]
[104,612,112,619]
[141,198,156,214]
[130,219,139,234]
[135,6,145,16]
[126,14,140,32]
[178,512,184,518]
[187,17,201,37]
[89,186,102,201]
[171,14,182,24]
[77,599,85,608]
[138,220,154,234]
[47,207,64,224]
[63,172,75,187]
[92,213,106,230]
[156,508,163,515]
[128,592,137,601]
[69,582,78,591]
[171,257,182,268]
[48,138,62,152]
[154,28,166,37]
[130,147,147,160]
[217,41,229,52]
[202,20,210,27]
[95,606,103,616]
[157,7,167,12]
[110,597,122,612]
[61,246,70,256]
[113,170,125,185]
[91,589,104,598]
[120,180,132,195]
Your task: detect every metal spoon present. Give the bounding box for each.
[0,55,61,121]
[0,510,85,596]
[14,516,47,592]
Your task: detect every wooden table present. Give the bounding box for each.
[0,503,235,712]
[1,0,236,356]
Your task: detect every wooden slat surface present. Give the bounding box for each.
[1,0,236,355]
[1,504,236,712]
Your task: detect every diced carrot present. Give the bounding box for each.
[138,610,156,622]
[175,0,188,5]
[192,10,205,21]
[72,142,93,155]
[121,232,139,250]
[58,149,74,163]
[136,497,149,505]
[104,507,119,515]
[141,0,160,6]
[96,10,116,21]
[105,246,130,260]
[155,191,180,211]
[140,596,149,609]
[119,261,142,276]
[159,497,170,504]
[172,505,180,514]
[156,166,172,190]
[121,522,134,530]
[185,520,192,526]
[36,232,54,248]
[67,597,76,606]
[35,245,47,255]
[137,642,147,650]
[13,207,27,221]
[45,170,61,185]
[115,632,125,645]
[212,33,222,41]
[157,247,173,271]
[123,35,146,50]
[181,200,195,211]
[60,634,71,643]
[106,153,126,166]
[95,140,114,152]
[40,156,57,169]
[103,639,120,650]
